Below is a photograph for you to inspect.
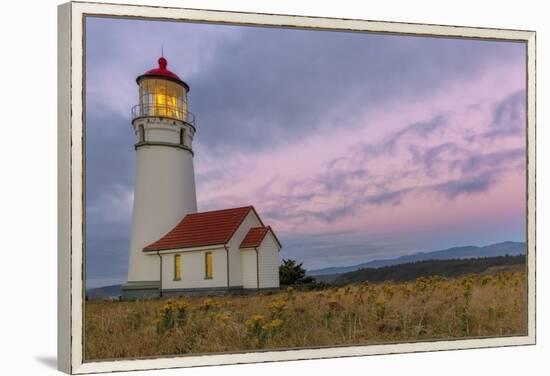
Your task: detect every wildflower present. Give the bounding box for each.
[213,312,231,324]
[156,299,189,333]
[268,299,287,317]
[175,300,189,326]
[415,277,429,293]
[245,314,267,343]
[263,318,284,332]
[402,284,414,297]
[245,315,266,331]
[199,297,217,311]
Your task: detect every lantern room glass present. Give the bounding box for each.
[138,77,188,121]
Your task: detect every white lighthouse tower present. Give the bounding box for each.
[121,56,197,299]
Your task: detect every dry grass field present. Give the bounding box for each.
[85,271,527,360]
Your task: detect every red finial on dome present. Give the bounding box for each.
[158,56,167,70]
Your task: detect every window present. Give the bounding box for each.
[138,124,145,142]
[174,254,181,280]
[205,252,213,279]
[179,128,185,146]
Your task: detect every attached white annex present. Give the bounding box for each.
[143,206,281,297]
[121,56,281,299]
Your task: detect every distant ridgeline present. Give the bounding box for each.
[308,241,525,278]
[87,241,525,299]
[333,255,525,285]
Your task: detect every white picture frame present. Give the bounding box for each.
[58,1,536,374]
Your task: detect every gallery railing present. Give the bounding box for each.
[131,103,196,127]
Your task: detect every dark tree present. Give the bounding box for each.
[279,259,315,285]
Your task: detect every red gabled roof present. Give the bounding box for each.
[240,227,270,248]
[143,206,260,252]
[240,226,282,249]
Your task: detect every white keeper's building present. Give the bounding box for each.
[121,56,281,299]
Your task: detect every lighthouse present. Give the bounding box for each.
[120,56,281,299]
[121,56,198,299]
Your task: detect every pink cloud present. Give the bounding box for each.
[194,59,526,242]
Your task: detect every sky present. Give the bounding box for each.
[85,16,527,288]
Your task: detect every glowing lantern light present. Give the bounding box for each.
[133,56,192,124]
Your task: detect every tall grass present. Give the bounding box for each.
[85,271,527,360]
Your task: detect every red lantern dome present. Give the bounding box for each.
[136,56,189,92]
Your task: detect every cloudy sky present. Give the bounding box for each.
[85,16,526,288]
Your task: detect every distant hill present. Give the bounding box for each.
[86,284,122,300]
[87,242,525,298]
[334,255,525,285]
[308,241,525,277]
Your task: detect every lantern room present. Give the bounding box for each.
[132,57,193,124]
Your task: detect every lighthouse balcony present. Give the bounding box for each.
[131,103,196,127]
